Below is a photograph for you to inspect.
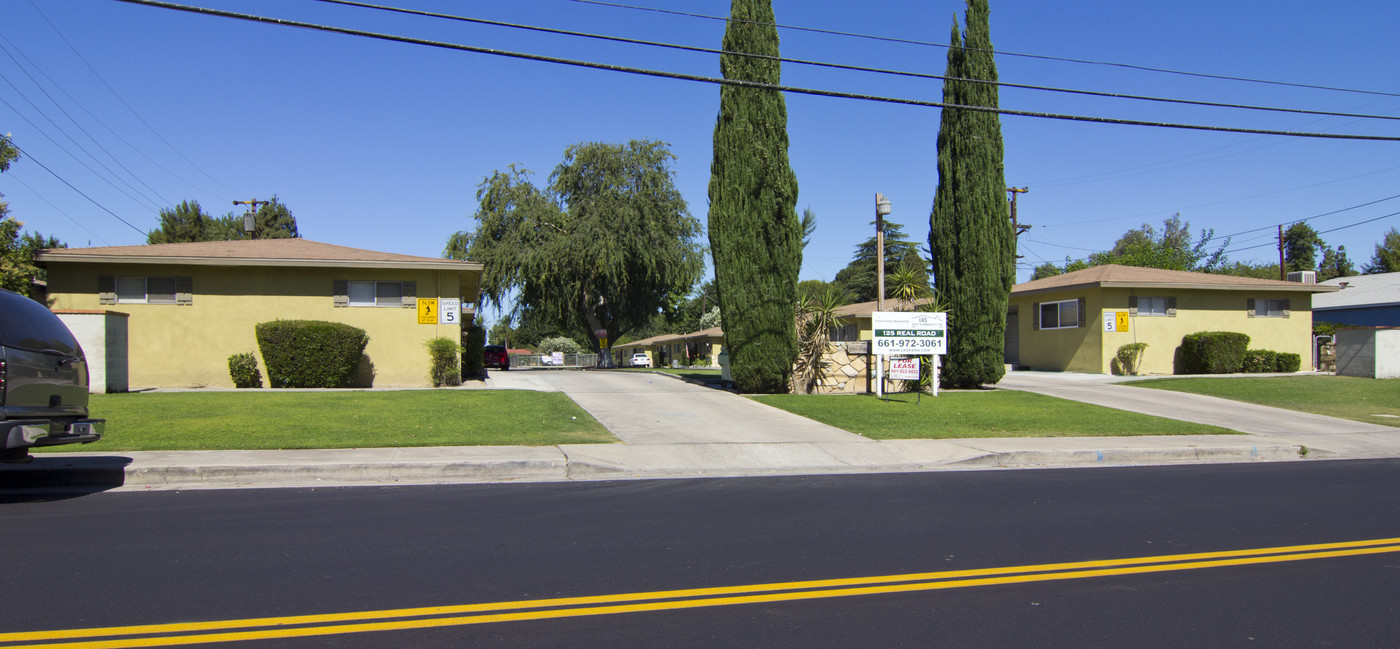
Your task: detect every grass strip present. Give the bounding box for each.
[750,390,1236,439]
[1123,375,1400,428]
[35,390,614,452]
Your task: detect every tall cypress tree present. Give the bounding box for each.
[929,0,1015,389]
[707,0,801,393]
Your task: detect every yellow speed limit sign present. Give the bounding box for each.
[417,298,438,324]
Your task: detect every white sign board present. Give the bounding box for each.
[872,311,947,356]
[439,298,461,325]
[551,352,564,366]
[1103,311,1129,333]
[889,357,920,380]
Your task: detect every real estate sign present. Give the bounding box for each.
[872,311,947,356]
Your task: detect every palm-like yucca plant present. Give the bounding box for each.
[885,262,948,393]
[792,285,848,394]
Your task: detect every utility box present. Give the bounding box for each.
[1335,327,1400,379]
[54,310,129,393]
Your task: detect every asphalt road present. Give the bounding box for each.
[3,460,1399,648]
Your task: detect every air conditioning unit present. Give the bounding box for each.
[1286,271,1316,284]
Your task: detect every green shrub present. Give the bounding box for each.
[462,324,485,379]
[255,320,370,388]
[426,337,462,387]
[1241,349,1278,373]
[227,352,263,388]
[1179,332,1250,374]
[1115,343,1148,376]
[536,336,584,355]
[1274,352,1301,373]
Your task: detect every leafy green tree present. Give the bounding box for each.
[0,136,64,301]
[1217,260,1281,280]
[707,0,802,393]
[1317,244,1355,281]
[1092,215,1227,272]
[928,0,1015,389]
[149,196,298,243]
[1364,227,1400,274]
[1282,223,1323,273]
[833,220,927,303]
[467,140,705,363]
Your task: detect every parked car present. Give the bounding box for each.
[483,345,509,370]
[629,352,651,368]
[0,288,104,462]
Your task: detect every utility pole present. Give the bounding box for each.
[233,199,268,239]
[1278,225,1286,280]
[876,193,891,312]
[1007,187,1031,259]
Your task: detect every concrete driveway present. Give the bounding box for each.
[997,371,1400,457]
[483,369,870,445]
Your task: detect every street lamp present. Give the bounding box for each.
[875,194,891,312]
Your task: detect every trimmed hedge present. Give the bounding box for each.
[1274,352,1301,373]
[227,352,263,388]
[1241,349,1278,373]
[426,337,461,387]
[1179,331,1250,374]
[462,324,485,379]
[255,320,369,388]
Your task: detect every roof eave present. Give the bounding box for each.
[1012,280,1341,297]
[37,252,483,272]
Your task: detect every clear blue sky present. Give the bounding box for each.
[5,0,1399,321]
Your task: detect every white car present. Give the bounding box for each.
[629,353,651,367]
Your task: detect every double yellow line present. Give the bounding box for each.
[5,536,1398,648]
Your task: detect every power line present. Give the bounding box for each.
[27,0,243,199]
[1223,210,1400,255]
[6,141,148,236]
[571,0,1400,101]
[108,0,1400,142]
[315,0,1400,125]
[5,170,110,244]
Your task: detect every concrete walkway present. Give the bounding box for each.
[4,370,1397,492]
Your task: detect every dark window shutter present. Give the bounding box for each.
[1282,298,1291,318]
[1167,297,1177,317]
[98,275,115,305]
[1077,298,1086,328]
[1033,302,1041,330]
[1247,298,1256,318]
[333,280,348,308]
[401,281,417,308]
[1128,296,1138,316]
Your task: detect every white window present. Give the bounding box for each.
[829,322,858,341]
[1038,299,1080,330]
[1252,298,1288,318]
[115,276,177,304]
[1137,297,1169,316]
[347,281,402,307]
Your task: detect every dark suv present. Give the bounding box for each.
[483,345,509,370]
[1,288,104,462]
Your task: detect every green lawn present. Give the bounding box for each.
[34,390,615,452]
[1123,375,1400,427]
[749,391,1236,439]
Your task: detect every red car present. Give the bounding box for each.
[483,345,509,370]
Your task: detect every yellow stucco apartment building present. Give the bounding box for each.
[39,238,482,389]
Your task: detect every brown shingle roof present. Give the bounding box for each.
[1011,264,1339,297]
[36,238,481,272]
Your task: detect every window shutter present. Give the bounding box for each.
[176,276,193,305]
[332,280,348,308]
[1282,298,1291,318]
[401,281,416,308]
[1033,302,1041,330]
[1167,297,1177,317]
[1128,296,1138,316]
[1076,298,1086,328]
[98,275,115,305]
[1247,298,1256,318]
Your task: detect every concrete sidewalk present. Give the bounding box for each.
[3,370,1396,491]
